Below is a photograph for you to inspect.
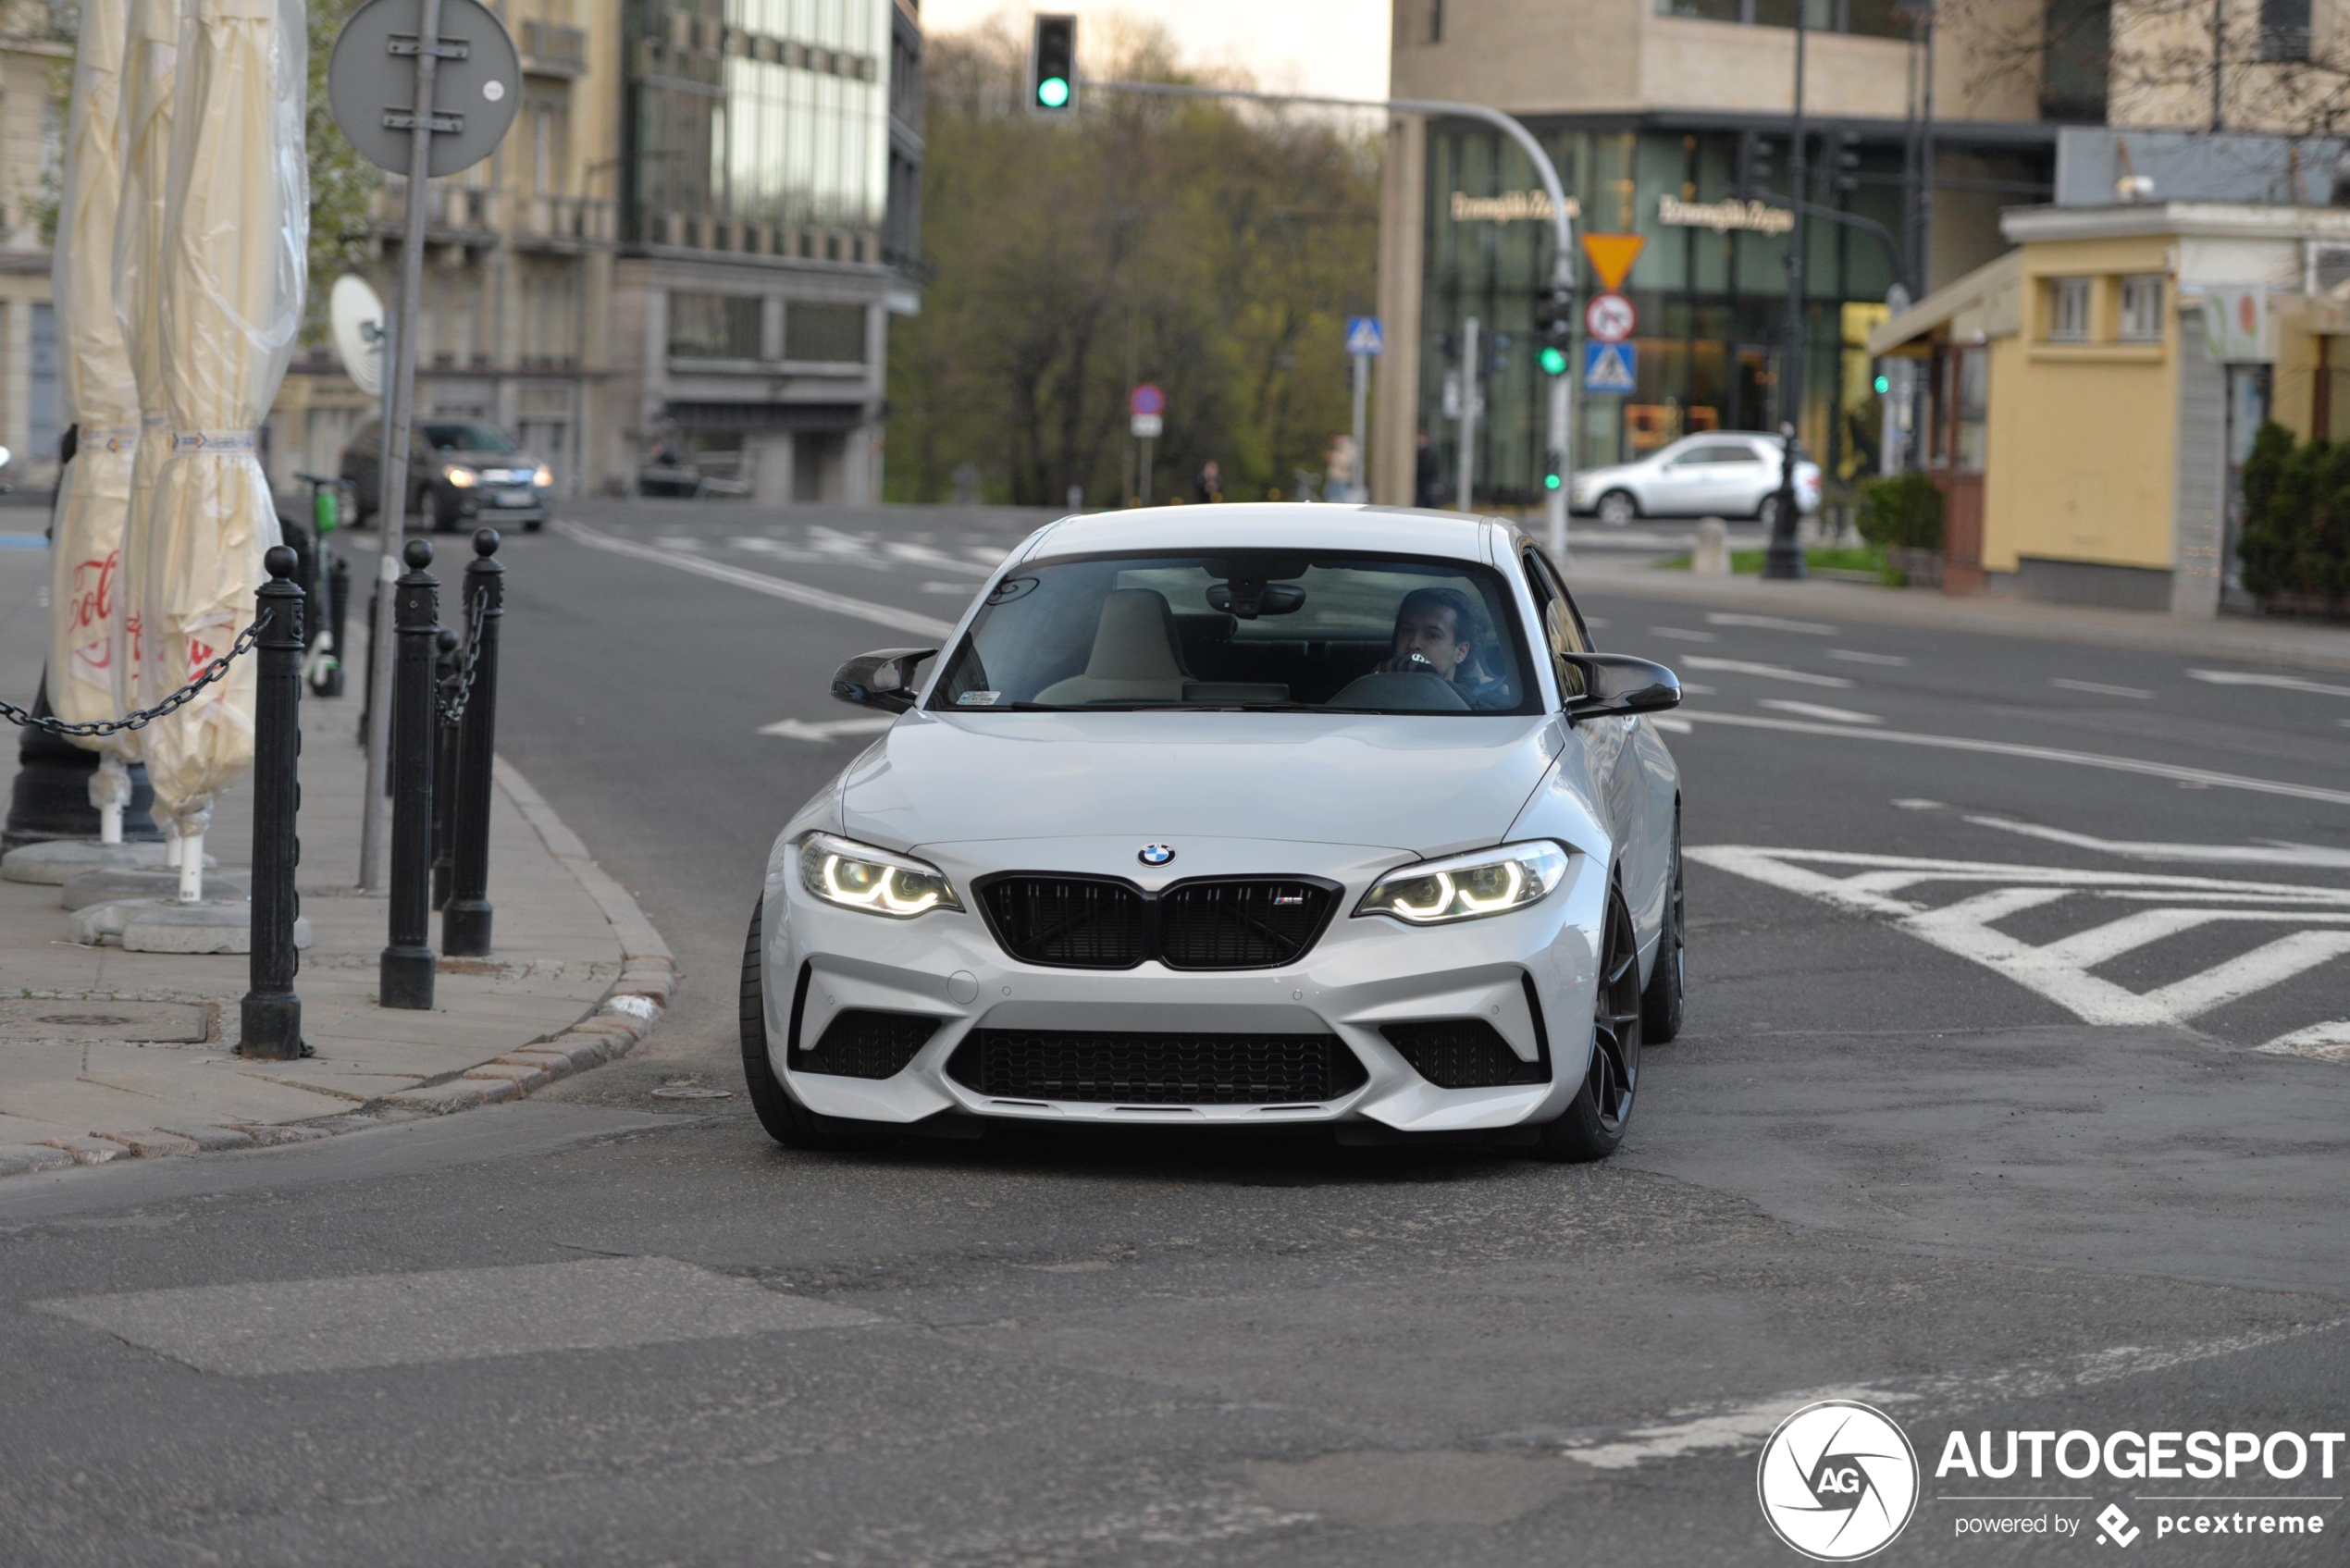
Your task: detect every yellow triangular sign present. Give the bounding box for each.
[1581,234,1645,292]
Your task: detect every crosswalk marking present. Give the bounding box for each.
[1691,846,2350,1031]
[1679,656,1856,689]
[1960,815,2350,870]
[1758,698,1878,724]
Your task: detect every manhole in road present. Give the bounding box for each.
[0,998,211,1043]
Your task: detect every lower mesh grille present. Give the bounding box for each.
[1381,1019,1549,1088]
[800,1009,939,1079]
[947,1029,1368,1105]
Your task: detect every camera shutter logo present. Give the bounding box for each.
[1756,1400,1919,1561]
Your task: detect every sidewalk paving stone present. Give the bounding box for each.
[0,641,675,1179]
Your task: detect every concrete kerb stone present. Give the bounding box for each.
[0,756,681,1176]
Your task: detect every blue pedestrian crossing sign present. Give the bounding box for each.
[1345,316,1384,357]
[1584,341,1637,393]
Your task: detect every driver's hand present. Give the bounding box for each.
[1379,651,1436,674]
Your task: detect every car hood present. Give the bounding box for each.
[838,710,1565,859]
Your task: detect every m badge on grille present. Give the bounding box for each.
[1138,844,1175,866]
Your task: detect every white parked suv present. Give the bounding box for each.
[1572,434,1821,526]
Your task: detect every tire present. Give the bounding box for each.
[1756,495,1781,530]
[1597,489,1639,526]
[1529,887,1642,1161]
[1640,805,1685,1044]
[738,898,886,1151]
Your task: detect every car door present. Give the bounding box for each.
[1709,438,1775,514]
[1643,440,1718,516]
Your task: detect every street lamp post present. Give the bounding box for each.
[1765,0,1812,580]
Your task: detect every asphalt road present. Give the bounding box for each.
[4,500,2348,1567]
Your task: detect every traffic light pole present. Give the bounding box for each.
[1078,79,1576,553]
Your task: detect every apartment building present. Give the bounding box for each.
[0,3,68,494]
[278,0,924,503]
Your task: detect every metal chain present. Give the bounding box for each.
[436,589,489,726]
[0,612,272,737]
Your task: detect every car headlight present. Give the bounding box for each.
[1355,841,1570,925]
[444,465,477,488]
[533,464,552,488]
[798,832,961,918]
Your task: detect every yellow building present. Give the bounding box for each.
[1869,201,2350,616]
[0,3,69,491]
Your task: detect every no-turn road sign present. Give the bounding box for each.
[1585,291,1636,344]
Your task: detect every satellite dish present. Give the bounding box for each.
[330,275,386,397]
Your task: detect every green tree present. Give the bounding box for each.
[886,19,1379,506]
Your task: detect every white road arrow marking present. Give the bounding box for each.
[1759,698,1880,724]
[1691,846,2350,1029]
[757,716,898,742]
[1680,656,1855,689]
[2187,669,2350,698]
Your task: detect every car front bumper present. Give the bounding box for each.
[758,835,1609,1134]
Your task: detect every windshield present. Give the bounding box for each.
[422,424,518,454]
[929,552,1539,715]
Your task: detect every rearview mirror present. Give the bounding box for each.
[1562,653,1680,723]
[831,648,937,713]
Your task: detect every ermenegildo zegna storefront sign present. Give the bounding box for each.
[1449,189,1583,222]
[1657,195,1796,235]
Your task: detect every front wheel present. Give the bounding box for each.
[1597,489,1639,526]
[1529,889,1641,1161]
[739,898,887,1151]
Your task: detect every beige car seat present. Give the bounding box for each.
[1033,587,1191,706]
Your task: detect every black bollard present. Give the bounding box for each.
[321,550,350,698]
[240,547,306,1059]
[379,538,439,1010]
[430,626,460,911]
[441,529,502,957]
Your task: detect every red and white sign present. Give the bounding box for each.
[1585,291,1636,344]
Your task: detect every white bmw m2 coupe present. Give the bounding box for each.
[742,505,1685,1160]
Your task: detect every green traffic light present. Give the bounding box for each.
[1539,345,1567,376]
[1037,75,1070,108]
[1544,474,1562,490]
[1874,374,1890,394]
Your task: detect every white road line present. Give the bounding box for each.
[1892,798,1944,810]
[1651,715,1693,735]
[1759,698,1880,724]
[1679,656,1856,689]
[2052,678,2154,699]
[1545,1320,2348,1470]
[556,519,958,638]
[1962,815,2350,870]
[2146,930,2350,1019]
[2257,1021,2350,1060]
[1676,710,2350,809]
[964,544,1011,566]
[1705,611,1837,635]
[923,582,975,594]
[655,534,707,552]
[729,536,858,567]
[1828,648,1909,666]
[884,540,993,575]
[1676,683,1716,696]
[1647,626,1717,642]
[2189,669,2350,698]
[758,716,898,742]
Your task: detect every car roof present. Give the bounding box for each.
[1020,503,1496,565]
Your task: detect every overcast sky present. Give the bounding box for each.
[916,2,1391,104]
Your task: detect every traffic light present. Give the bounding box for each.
[1830,130,1863,196]
[1535,284,1573,377]
[1738,131,1775,200]
[1543,451,1565,491]
[1030,14,1077,114]
[1873,372,1891,395]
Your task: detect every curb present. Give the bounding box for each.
[0,758,677,1179]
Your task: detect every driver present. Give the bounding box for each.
[1382,586,1512,709]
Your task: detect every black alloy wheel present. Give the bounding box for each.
[1640,804,1685,1043]
[1530,887,1642,1161]
[738,898,885,1152]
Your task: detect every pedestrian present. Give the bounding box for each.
[1195,459,1223,504]
[1414,431,1441,509]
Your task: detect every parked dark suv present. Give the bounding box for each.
[340,421,550,532]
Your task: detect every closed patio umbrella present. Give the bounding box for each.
[108,0,177,809]
[48,0,140,840]
[136,0,307,902]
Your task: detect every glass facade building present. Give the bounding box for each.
[1420,121,1927,507]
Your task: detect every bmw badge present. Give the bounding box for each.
[1138,844,1175,867]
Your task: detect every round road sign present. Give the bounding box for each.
[329,0,521,179]
[1129,383,1165,418]
[1585,291,1637,345]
